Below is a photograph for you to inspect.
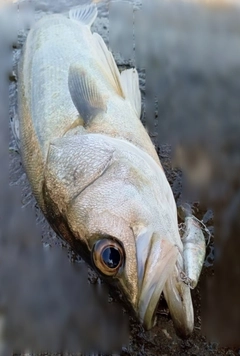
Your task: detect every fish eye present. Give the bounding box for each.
[92,238,124,276]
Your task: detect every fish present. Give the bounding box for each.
[17,2,206,337]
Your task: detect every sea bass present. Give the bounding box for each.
[17,3,205,337]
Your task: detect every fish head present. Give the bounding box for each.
[44,133,192,335]
[66,207,179,331]
[63,179,178,331]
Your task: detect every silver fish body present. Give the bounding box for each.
[18,3,205,336]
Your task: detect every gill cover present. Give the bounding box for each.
[44,134,114,212]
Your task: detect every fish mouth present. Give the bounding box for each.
[136,233,178,329]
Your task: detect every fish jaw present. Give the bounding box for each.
[136,233,178,329]
[163,262,194,338]
[134,227,194,336]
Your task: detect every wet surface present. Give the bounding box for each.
[6,0,239,355]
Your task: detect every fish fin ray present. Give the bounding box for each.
[92,32,124,97]
[68,64,107,125]
[69,3,97,27]
[120,68,141,118]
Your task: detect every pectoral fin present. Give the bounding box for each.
[68,64,107,125]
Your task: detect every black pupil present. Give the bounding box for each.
[102,247,121,269]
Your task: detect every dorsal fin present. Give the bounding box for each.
[69,3,97,27]
[68,63,107,125]
[92,32,125,98]
[120,68,142,118]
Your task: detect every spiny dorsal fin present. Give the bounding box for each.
[69,3,97,27]
[92,32,125,98]
[120,68,142,118]
[68,63,107,125]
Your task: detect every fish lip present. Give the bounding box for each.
[138,280,163,330]
[136,237,178,330]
